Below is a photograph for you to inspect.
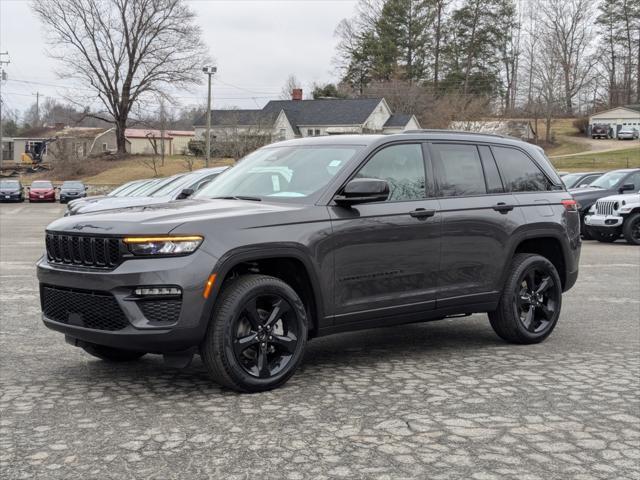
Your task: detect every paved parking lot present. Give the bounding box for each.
[1,203,639,480]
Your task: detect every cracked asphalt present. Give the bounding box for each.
[1,203,639,480]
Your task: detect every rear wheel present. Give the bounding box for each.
[590,229,620,243]
[489,254,562,344]
[201,274,308,392]
[81,343,146,362]
[623,213,640,245]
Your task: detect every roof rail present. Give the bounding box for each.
[401,129,507,139]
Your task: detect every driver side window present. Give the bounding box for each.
[356,144,426,202]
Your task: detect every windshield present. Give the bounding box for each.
[0,181,19,189]
[128,179,164,197]
[590,171,627,189]
[195,145,360,202]
[144,175,187,197]
[62,182,84,189]
[561,173,583,188]
[31,181,52,188]
[151,172,203,197]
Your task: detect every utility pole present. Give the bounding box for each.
[0,51,10,171]
[35,91,40,126]
[202,66,217,168]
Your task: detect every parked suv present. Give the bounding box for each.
[37,132,581,392]
[0,179,25,202]
[584,192,640,244]
[59,181,87,203]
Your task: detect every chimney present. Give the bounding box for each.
[291,88,303,101]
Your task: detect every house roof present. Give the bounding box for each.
[195,109,280,128]
[262,98,383,127]
[384,114,412,127]
[168,130,195,136]
[591,105,640,117]
[125,128,173,139]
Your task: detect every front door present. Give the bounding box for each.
[328,143,441,324]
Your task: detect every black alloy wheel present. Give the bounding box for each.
[623,213,640,245]
[514,268,559,335]
[201,274,308,392]
[232,294,300,379]
[489,254,562,344]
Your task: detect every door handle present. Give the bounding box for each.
[493,202,514,213]
[409,208,436,219]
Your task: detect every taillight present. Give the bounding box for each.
[561,199,578,211]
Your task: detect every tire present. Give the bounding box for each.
[580,215,593,240]
[623,213,640,245]
[201,274,308,393]
[489,254,562,344]
[81,343,146,362]
[590,229,620,243]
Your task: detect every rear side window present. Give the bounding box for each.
[478,146,504,193]
[492,146,552,192]
[431,143,486,196]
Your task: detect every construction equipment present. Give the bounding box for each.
[21,137,57,171]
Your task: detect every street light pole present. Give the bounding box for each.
[202,66,217,168]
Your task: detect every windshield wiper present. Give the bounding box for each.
[211,195,262,202]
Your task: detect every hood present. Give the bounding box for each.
[30,188,54,193]
[46,198,304,235]
[0,188,21,193]
[73,196,173,215]
[593,192,640,204]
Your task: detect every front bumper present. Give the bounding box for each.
[30,194,55,202]
[0,193,23,201]
[37,250,218,353]
[584,214,623,228]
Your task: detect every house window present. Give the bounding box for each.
[279,129,286,141]
[102,143,108,152]
[307,129,313,137]
[315,129,321,136]
[26,141,47,156]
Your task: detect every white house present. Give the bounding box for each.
[194,90,420,143]
[589,105,640,138]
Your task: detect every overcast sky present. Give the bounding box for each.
[0,0,358,120]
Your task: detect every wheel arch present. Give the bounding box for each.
[510,234,567,290]
[209,244,326,337]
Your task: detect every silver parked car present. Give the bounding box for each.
[617,127,639,140]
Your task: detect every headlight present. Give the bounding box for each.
[123,235,203,256]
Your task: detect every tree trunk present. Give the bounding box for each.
[433,1,443,88]
[115,121,127,154]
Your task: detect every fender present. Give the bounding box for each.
[200,243,329,334]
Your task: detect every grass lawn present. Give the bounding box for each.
[550,148,640,172]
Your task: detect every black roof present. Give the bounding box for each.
[384,114,412,127]
[196,98,385,133]
[262,98,383,128]
[195,110,279,127]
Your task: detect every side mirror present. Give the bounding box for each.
[334,178,389,206]
[177,188,194,200]
[620,183,635,193]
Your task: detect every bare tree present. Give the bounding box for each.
[32,0,209,154]
[538,0,596,115]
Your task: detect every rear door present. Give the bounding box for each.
[328,142,441,324]
[429,142,522,307]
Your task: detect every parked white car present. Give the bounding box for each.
[584,192,640,244]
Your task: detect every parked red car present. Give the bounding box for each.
[29,181,56,203]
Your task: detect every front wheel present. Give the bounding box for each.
[201,274,308,392]
[623,213,640,245]
[489,254,562,344]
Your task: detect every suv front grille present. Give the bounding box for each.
[41,285,129,331]
[46,233,121,269]
[596,201,616,216]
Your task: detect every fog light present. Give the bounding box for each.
[134,287,182,297]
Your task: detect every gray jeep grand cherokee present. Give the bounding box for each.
[37,132,581,392]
